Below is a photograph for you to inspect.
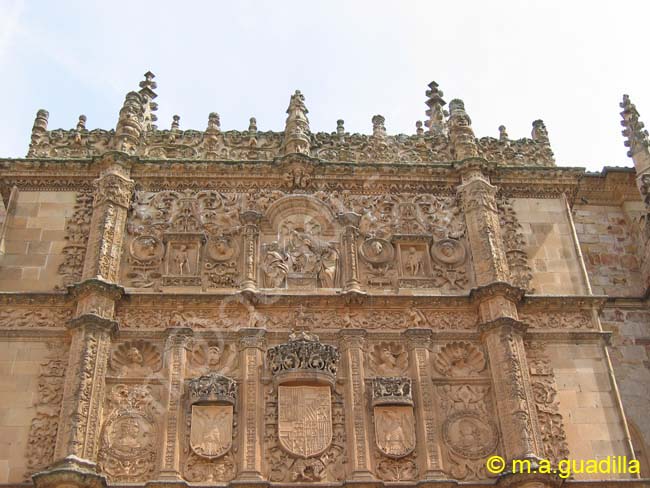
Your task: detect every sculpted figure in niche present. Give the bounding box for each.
[404,247,423,276]
[286,230,339,288]
[175,245,191,275]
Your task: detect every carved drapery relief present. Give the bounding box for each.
[98,384,161,481]
[123,189,242,289]
[525,341,570,465]
[498,196,534,292]
[25,343,69,477]
[108,340,162,377]
[438,384,499,480]
[57,189,93,289]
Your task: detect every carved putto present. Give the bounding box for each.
[109,340,162,377]
[266,330,340,385]
[433,342,486,377]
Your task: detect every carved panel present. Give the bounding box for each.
[265,385,346,482]
[122,189,242,289]
[433,342,487,377]
[367,342,408,377]
[98,384,162,482]
[57,189,93,289]
[25,343,69,477]
[108,340,162,377]
[497,196,534,292]
[525,341,570,465]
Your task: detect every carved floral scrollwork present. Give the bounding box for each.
[525,341,570,465]
[25,344,68,477]
[497,196,534,292]
[57,189,93,289]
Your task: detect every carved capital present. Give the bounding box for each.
[404,328,433,350]
[164,327,194,348]
[67,314,118,336]
[338,329,367,350]
[93,173,135,209]
[93,151,134,179]
[33,456,107,488]
[238,328,267,350]
[471,281,525,304]
[479,317,529,339]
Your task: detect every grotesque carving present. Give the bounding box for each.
[109,340,162,377]
[368,342,408,376]
[433,342,486,377]
[498,196,534,291]
[57,189,94,289]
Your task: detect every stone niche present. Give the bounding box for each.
[260,195,342,290]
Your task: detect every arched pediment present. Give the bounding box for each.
[264,194,338,236]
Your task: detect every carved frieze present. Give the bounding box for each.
[0,307,72,329]
[519,311,595,330]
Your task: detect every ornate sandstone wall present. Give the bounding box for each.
[0,74,645,487]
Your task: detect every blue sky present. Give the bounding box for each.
[1,0,649,172]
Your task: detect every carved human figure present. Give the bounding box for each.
[114,417,143,451]
[404,247,423,276]
[457,418,481,449]
[120,346,151,376]
[175,245,191,275]
[263,249,288,288]
[207,345,221,368]
[369,240,383,257]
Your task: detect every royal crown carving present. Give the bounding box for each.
[372,377,413,406]
[266,330,340,385]
[188,373,238,406]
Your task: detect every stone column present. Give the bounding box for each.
[338,212,363,294]
[82,153,135,283]
[457,162,510,287]
[405,329,444,479]
[240,211,262,294]
[158,328,193,480]
[237,329,267,480]
[480,316,543,463]
[338,330,374,481]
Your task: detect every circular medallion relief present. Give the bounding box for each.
[129,235,164,263]
[206,236,239,262]
[430,238,466,265]
[442,411,498,459]
[359,238,394,265]
[104,413,155,459]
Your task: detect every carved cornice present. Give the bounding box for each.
[478,316,528,337]
[68,279,125,302]
[67,314,119,335]
[32,455,107,488]
[470,281,526,305]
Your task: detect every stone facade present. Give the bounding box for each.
[0,73,648,488]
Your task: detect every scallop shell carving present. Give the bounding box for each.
[110,340,162,377]
[433,342,485,377]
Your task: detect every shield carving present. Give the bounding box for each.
[190,404,233,458]
[374,405,416,458]
[278,385,332,458]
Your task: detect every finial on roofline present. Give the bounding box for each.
[248,117,257,133]
[620,94,650,158]
[425,80,447,135]
[372,115,386,139]
[283,90,311,155]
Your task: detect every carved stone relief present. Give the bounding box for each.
[433,342,487,377]
[25,343,69,477]
[438,384,500,480]
[525,341,570,465]
[183,373,238,481]
[109,340,162,377]
[187,339,239,376]
[368,342,408,377]
[123,189,242,289]
[497,196,534,292]
[57,189,93,289]
[98,384,162,482]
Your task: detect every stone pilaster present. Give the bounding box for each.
[158,328,193,480]
[338,212,363,294]
[237,329,267,480]
[457,162,510,287]
[480,317,544,464]
[338,330,374,481]
[240,211,262,294]
[82,153,134,283]
[404,329,444,479]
